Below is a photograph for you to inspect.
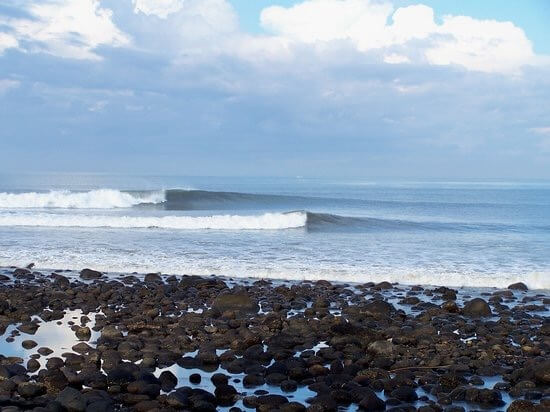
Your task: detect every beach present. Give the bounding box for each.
[0,265,548,411]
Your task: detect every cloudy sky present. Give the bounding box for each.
[1,0,549,178]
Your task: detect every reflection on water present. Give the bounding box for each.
[0,309,100,369]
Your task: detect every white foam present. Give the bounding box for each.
[0,211,307,230]
[0,190,165,209]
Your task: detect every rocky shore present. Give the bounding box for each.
[0,266,548,411]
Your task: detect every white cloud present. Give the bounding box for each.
[260,0,537,73]
[132,0,184,19]
[0,0,130,60]
[0,79,20,94]
[0,0,543,75]
[426,16,534,73]
[0,32,18,54]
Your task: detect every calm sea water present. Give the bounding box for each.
[0,174,549,289]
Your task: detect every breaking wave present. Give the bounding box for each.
[0,190,165,209]
[0,211,307,230]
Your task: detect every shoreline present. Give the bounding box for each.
[0,265,548,411]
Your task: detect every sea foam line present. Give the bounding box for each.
[0,211,307,230]
[0,189,165,209]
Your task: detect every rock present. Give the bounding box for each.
[75,326,91,341]
[100,325,122,340]
[127,380,161,398]
[364,300,393,316]
[391,386,418,402]
[534,360,550,385]
[190,373,202,384]
[367,340,393,356]
[212,292,259,315]
[462,298,492,317]
[159,370,177,392]
[13,268,31,276]
[17,322,39,334]
[507,400,536,412]
[22,339,38,349]
[79,268,103,280]
[57,387,86,412]
[508,282,528,291]
[442,300,459,313]
[38,347,54,356]
[27,358,40,373]
[256,394,289,408]
[215,384,238,405]
[358,389,385,411]
[144,273,162,283]
[17,382,46,398]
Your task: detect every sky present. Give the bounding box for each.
[0,0,549,178]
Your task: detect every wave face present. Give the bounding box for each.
[162,189,308,210]
[0,190,165,209]
[0,211,307,230]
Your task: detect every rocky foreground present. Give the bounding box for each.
[0,267,549,412]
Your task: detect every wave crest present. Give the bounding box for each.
[0,190,165,209]
[0,211,307,230]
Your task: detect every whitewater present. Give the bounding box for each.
[1,175,549,290]
[0,189,165,209]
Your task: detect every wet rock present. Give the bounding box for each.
[507,400,536,412]
[17,322,39,335]
[358,389,385,411]
[17,382,46,398]
[27,358,40,373]
[215,384,238,405]
[127,380,161,398]
[144,273,162,283]
[38,347,54,356]
[462,298,492,317]
[13,268,31,276]
[391,386,418,402]
[100,326,122,340]
[190,373,201,384]
[21,340,37,349]
[75,327,91,341]
[56,387,86,412]
[212,292,259,316]
[158,370,177,392]
[508,282,528,291]
[367,340,393,356]
[534,360,550,385]
[79,268,103,280]
[364,300,393,316]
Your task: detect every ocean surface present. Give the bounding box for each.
[0,174,549,289]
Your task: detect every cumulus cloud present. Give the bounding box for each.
[0,0,130,60]
[261,0,537,73]
[0,0,542,73]
[132,0,183,19]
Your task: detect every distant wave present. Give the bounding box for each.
[0,189,165,209]
[0,211,307,230]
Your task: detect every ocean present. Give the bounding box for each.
[0,173,549,289]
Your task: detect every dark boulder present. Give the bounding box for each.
[212,292,259,315]
[79,268,103,280]
[56,387,86,412]
[508,282,528,291]
[462,298,492,317]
